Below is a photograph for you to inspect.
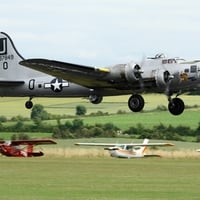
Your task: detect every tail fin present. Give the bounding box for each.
[137,138,149,156]
[0,32,24,80]
[0,32,41,81]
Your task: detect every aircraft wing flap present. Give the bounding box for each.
[20,59,110,88]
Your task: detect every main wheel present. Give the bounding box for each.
[168,98,185,115]
[25,100,33,109]
[128,94,144,112]
[89,95,103,104]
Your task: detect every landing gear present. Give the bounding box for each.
[128,94,145,112]
[25,98,33,109]
[89,95,103,104]
[168,97,185,115]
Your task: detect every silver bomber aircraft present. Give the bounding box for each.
[0,32,200,115]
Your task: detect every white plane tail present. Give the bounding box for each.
[136,138,149,156]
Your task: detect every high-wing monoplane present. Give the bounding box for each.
[0,139,56,157]
[75,139,174,158]
[1,32,199,115]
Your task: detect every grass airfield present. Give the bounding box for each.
[0,139,200,200]
[0,156,200,200]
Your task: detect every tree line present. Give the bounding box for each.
[0,104,199,141]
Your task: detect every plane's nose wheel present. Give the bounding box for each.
[128,94,144,112]
[168,97,185,115]
[25,100,33,109]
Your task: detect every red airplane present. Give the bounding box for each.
[0,139,56,157]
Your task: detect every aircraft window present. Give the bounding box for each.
[162,59,176,64]
[126,146,132,150]
[190,65,197,73]
[168,59,176,64]
[162,60,168,64]
[184,68,189,73]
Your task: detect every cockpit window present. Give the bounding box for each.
[126,146,133,150]
[162,59,168,64]
[162,59,176,64]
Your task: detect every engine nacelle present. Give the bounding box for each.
[124,62,142,83]
[155,69,171,87]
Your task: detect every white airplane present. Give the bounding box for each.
[75,139,174,158]
[0,32,200,115]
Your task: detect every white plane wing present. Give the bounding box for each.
[75,142,174,147]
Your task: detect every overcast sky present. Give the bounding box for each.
[1,0,200,66]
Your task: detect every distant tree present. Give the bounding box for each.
[72,119,84,131]
[0,116,7,122]
[76,105,87,115]
[31,104,49,124]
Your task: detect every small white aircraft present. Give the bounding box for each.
[75,139,174,158]
[1,32,200,115]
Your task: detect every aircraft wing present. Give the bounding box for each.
[75,142,174,147]
[6,139,57,146]
[20,59,110,88]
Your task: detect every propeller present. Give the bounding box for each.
[135,55,145,91]
[163,71,174,96]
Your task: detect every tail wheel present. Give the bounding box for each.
[168,98,185,115]
[128,94,144,112]
[25,101,33,109]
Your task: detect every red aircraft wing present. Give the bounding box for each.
[10,139,57,146]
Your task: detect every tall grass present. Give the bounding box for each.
[42,147,200,159]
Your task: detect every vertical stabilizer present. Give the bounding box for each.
[136,138,149,156]
[0,32,44,81]
[0,32,24,80]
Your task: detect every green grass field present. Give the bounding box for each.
[1,94,199,132]
[0,94,199,118]
[0,157,200,200]
[0,139,200,200]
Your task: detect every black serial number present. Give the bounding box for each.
[0,54,14,61]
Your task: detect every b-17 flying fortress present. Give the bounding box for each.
[0,32,199,115]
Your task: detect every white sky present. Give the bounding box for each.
[1,0,200,65]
